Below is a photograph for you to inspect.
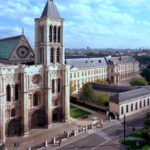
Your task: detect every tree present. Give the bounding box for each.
[130,77,148,86]
[142,129,150,144]
[96,93,110,107]
[141,69,150,83]
[80,83,95,102]
[97,79,108,85]
[70,80,75,95]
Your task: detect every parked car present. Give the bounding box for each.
[80,114,88,119]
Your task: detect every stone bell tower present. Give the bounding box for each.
[35,0,65,65]
[35,0,70,127]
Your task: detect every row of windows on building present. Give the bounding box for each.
[121,99,150,115]
[71,69,107,79]
[6,85,19,102]
[40,26,61,43]
[39,47,60,64]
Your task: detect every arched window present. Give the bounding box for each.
[39,48,44,64]
[52,80,55,93]
[15,84,19,101]
[50,48,54,63]
[49,26,53,42]
[121,106,124,115]
[135,102,138,110]
[58,27,61,42]
[6,85,11,102]
[56,48,60,63]
[131,104,133,111]
[58,79,61,93]
[40,26,44,42]
[11,109,16,117]
[148,99,150,106]
[33,93,39,106]
[126,105,129,113]
[54,26,57,43]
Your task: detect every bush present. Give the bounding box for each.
[142,129,150,143]
[96,93,110,107]
[70,98,107,113]
[146,112,150,119]
[144,119,150,127]
[96,79,108,85]
[130,77,148,86]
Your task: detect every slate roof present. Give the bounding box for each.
[110,87,150,104]
[66,58,107,69]
[106,56,136,66]
[0,35,21,59]
[92,83,138,93]
[41,0,60,19]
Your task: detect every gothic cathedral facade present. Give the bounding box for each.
[0,0,70,144]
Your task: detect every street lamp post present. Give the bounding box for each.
[124,115,126,144]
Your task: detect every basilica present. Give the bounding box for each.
[0,0,140,145]
[0,0,70,144]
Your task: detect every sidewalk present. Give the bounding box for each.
[5,122,77,150]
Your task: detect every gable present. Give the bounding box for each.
[0,36,21,59]
[10,35,34,61]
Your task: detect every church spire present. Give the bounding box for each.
[41,0,60,19]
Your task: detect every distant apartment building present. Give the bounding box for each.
[66,56,139,94]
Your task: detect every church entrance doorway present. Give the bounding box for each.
[31,110,46,129]
[52,107,63,122]
[7,118,21,137]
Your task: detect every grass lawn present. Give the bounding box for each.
[129,129,144,138]
[120,139,150,150]
[70,105,77,110]
[70,108,92,118]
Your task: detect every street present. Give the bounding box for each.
[55,112,147,150]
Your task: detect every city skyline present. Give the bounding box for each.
[0,0,150,49]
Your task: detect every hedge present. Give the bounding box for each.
[70,97,107,113]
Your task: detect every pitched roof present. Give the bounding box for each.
[66,58,107,69]
[110,87,150,104]
[41,0,60,19]
[106,56,136,66]
[0,35,21,59]
[92,83,138,93]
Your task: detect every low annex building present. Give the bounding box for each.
[109,87,150,119]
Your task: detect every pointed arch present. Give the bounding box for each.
[58,26,61,42]
[54,26,57,43]
[50,48,54,63]
[49,25,53,42]
[11,109,16,117]
[15,84,19,100]
[56,48,60,63]
[6,85,11,102]
[33,93,39,106]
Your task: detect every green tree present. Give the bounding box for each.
[70,80,75,95]
[96,93,110,107]
[142,129,150,144]
[80,83,95,102]
[97,79,108,85]
[130,77,148,86]
[141,69,150,83]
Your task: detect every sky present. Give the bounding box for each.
[0,0,150,49]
